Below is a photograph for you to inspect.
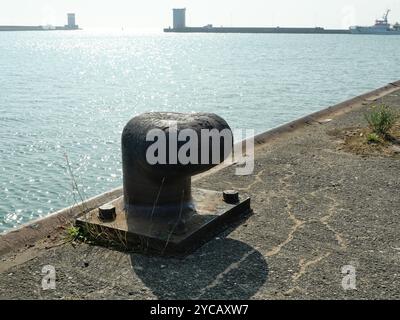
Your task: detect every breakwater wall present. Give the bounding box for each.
[164,27,351,34]
[0,26,45,31]
[0,26,79,32]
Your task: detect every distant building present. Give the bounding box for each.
[66,13,78,29]
[173,8,186,29]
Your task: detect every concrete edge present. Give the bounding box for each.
[245,81,400,148]
[1,80,399,257]
[197,80,400,177]
[0,187,123,256]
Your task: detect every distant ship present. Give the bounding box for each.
[350,10,400,35]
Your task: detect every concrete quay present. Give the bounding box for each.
[0,82,399,299]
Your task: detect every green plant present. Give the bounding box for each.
[366,132,381,144]
[66,225,88,242]
[365,105,398,138]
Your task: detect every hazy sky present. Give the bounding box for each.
[1,0,400,29]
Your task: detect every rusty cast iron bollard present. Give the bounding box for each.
[121,112,233,229]
[75,111,250,255]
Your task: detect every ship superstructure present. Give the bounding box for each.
[350,10,400,34]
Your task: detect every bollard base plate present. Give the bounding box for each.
[76,188,251,257]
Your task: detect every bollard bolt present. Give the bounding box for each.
[98,204,116,221]
[223,190,240,204]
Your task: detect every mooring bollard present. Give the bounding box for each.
[121,112,232,231]
[77,112,251,256]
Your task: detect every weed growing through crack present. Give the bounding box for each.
[364,104,398,139]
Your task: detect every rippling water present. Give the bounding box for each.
[1,30,399,232]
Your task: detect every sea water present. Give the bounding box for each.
[1,30,399,232]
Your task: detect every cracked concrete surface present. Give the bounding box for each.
[0,89,400,300]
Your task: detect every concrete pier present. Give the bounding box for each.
[0,82,399,299]
[164,8,350,34]
[0,13,80,32]
[164,27,351,34]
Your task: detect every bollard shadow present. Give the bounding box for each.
[129,237,268,300]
